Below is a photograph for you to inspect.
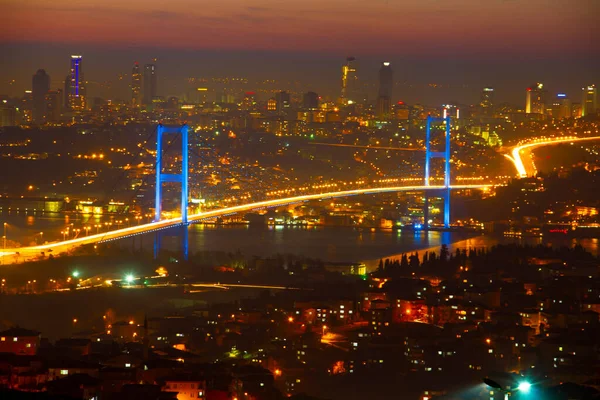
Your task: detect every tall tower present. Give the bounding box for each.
[582,85,597,117]
[131,62,142,107]
[303,92,319,110]
[424,116,452,229]
[551,93,571,119]
[378,62,393,99]
[143,64,157,105]
[275,91,291,113]
[32,69,50,124]
[376,62,393,119]
[525,83,546,114]
[68,55,86,110]
[340,57,358,105]
[480,87,494,116]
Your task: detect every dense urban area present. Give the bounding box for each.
[0,48,599,400]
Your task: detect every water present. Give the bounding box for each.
[0,212,597,340]
[2,211,597,266]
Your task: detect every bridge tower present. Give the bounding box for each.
[424,116,451,229]
[154,124,189,260]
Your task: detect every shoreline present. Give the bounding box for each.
[361,235,503,271]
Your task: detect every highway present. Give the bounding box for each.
[0,184,490,263]
[505,135,600,177]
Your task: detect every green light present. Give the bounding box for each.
[72,271,80,278]
[125,274,135,283]
[518,382,531,393]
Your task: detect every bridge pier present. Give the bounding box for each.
[181,224,189,261]
[424,116,451,229]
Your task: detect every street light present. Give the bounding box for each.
[517,382,531,393]
[483,377,532,400]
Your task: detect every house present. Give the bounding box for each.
[0,327,41,356]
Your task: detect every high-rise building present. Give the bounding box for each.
[275,91,291,112]
[131,62,142,107]
[32,69,50,124]
[551,93,571,119]
[68,55,86,110]
[143,64,157,105]
[45,90,63,122]
[376,96,391,119]
[582,85,597,117]
[375,62,393,119]
[303,92,319,110]
[525,83,546,114]
[63,76,70,109]
[340,57,358,105]
[378,62,393,99]
[480,87,494,115]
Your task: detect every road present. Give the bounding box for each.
[0,184,490,264]
[504,135,600,177]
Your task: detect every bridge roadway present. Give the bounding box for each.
[505,135,600,177]
[0,184,489,263]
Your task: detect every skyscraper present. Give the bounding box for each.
[340,57,358,105]
[131,62,142,107]
[275,91,291,113]
[525,83,546,114]
[375,62,393,118]
[480,87,494,116]
[551,93,571,119]
[582,85,597,117]
[68,55,86,110]
[303,92,319,110]
[378,62,393,99]
[45,89,62,122]
[143,64,157,105]
[32,69,50,124]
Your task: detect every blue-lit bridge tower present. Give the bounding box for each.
[154,124,189,260]
[424,116,451,229]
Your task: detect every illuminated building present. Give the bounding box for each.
[378,62,393,99]
[0,327,41,356]
[340,56,358,105]
[275,91,290,113]
[45,89,62,122]
[376,62,393,119]
[131,62,142,107]
[443,104,460,119]
[0,102,18,127]
[32,69,50,124]
[525,83,546,114]
[303,91,319,110]
[480,87,494,115]
[376,96,391,119]
[581,84,597,116]
[143,64,157,105]
[395,101,410,120]
[68,55,86,110]
[551,93,571,119]
[267,97,277,111]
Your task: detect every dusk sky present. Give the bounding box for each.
[2,0,598,104]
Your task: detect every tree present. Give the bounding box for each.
[440,244,449,261]
[409,252,420,269]
[400,254,409,269]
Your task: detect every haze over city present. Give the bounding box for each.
[1,0,598,103]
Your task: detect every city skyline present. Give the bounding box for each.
[2,0,599,104]
[1,47,597,107]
